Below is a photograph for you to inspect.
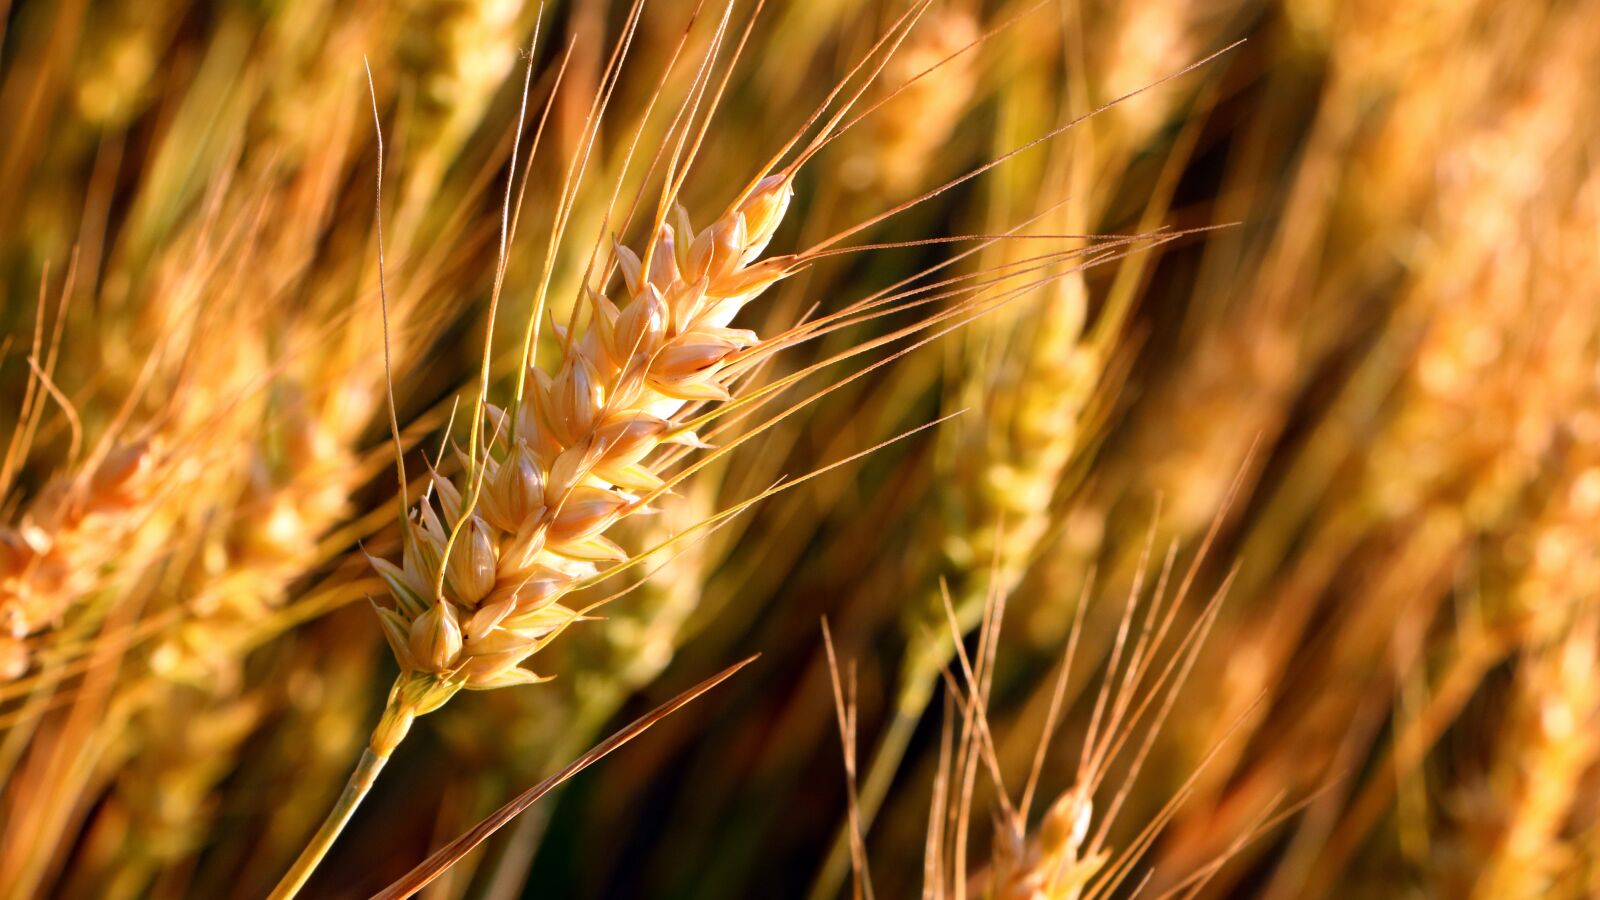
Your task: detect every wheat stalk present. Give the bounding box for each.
[272,4,918,890]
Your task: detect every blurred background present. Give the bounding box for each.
[1,0,1598,897]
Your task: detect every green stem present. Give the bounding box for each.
[269,681,422,900]
[268,747,391,900]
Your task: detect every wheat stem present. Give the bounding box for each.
[269,676,431,900]
[268,747,390,900]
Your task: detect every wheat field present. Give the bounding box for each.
[1,0,1597,898]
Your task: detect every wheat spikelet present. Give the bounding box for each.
[867,509,1275,900]
[0,440,162,680]
[269,9,858,890]
[366,171,798,730]
[932,279,1093,609]
[991,787,1104,900]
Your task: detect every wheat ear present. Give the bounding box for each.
[270,33,805,892]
